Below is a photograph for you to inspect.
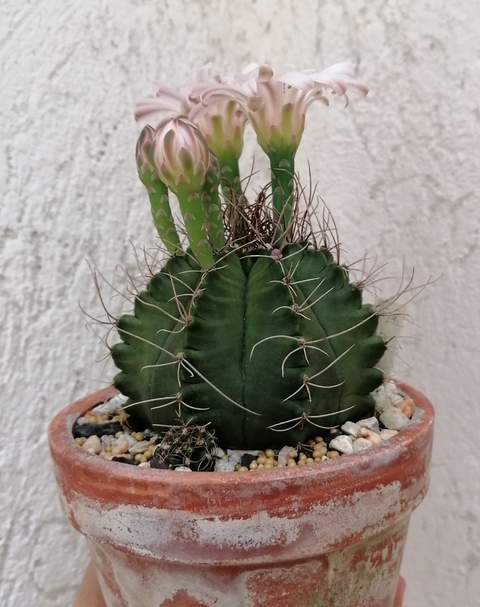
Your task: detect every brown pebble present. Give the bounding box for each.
[82,435,101,455]
[112,439,129,456]
[119,410,129,423]
[357,428,382,445]
[327,451,340,459]
[398,398,415,418]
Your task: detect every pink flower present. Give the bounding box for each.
[191,61,368,156]
[135,64,247,161]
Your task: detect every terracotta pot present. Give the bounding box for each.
[49,383,433,607]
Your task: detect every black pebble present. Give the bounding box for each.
[240,453,257,468]
[111,456,139,466]
[73,422,123,439]
[150,457,169,470]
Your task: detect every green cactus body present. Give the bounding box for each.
[112,244,385,449]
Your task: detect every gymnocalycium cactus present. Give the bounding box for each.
[112,62,386,449]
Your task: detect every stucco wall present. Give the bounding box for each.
[1,0,479,605]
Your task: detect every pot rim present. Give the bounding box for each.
[49,381,433,490]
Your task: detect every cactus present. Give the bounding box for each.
[151,422,218,471]
[112,62,386,449]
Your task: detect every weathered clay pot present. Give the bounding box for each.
[49,383,433,607]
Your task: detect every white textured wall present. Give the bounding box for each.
[1,1,479,605]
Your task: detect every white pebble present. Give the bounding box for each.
[226,449,258,465]
[76,416,88,425]
[175,466,192,472]
[371,385,389,412]
[380,408,410,431]
[92,394,127,415]
[116,432,136,448]
[386,381,405,402]
[353,438,373,452]
[329,435,354,455]
[91,403,118,416]
[340,421,360,437]
[82,435,101,455]
[380,429,399,441]
[372,381,405,412]
[128,441,151,455]
[100,435,115,449]
[211,447,226,458]
[357,416,380,433]
[278,446,298,466]
[214,459,237,472]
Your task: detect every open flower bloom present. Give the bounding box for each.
[190,61,368,157]
[135,64,247,163]
[152,118,211,195]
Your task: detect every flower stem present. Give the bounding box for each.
[176,191,215,269]
[269,152,295,245]
[140,173,183,257]
[218,153,245,226]
[202,169,226,251]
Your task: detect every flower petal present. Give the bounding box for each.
[278,71,316,90]
[153,84,188,104]
[135,99,180,120]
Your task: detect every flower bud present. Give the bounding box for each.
[134,126,183,257]
[135,125,156,181]
[152,119,210,195]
